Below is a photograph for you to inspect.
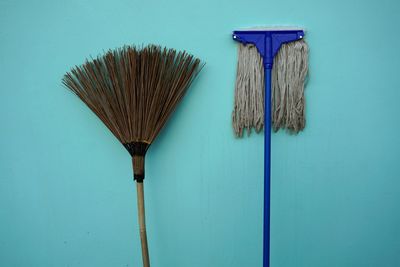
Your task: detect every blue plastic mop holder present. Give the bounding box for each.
[232,27,305,267]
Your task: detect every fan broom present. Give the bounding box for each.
[62,45,202,267]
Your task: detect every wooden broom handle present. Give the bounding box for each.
[136,182,150,267]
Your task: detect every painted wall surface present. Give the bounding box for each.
[1,0,400,266]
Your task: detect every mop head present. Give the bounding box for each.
[232,39,309,136]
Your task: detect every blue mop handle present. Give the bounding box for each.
[232,28,304,267]
[264,66,272,267]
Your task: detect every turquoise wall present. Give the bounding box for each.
[1,0,400,266]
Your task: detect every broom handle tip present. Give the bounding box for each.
[136,182,150,267]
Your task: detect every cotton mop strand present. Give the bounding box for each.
[233,37,309,135]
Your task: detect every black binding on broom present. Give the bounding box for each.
[124,142,150,157]
[124,142,150,182]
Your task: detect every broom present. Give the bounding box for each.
[231,28,309,267]
[62,45,202,267]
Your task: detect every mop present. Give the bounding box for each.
[232,28,309,267]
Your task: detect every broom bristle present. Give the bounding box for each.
[62,45,202,179]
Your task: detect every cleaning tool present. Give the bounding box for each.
[232,28,309,267]
[62,45,202,267]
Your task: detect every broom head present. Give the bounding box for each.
[62,45,202,181]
